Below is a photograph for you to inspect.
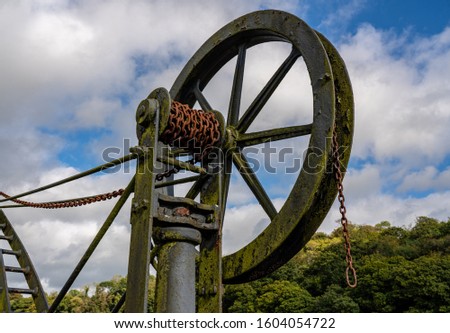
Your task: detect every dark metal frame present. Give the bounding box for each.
[0,10,354,313]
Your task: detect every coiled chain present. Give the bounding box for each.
[160,101,221,161]
[0,189,124,209]
[332,127,357,288]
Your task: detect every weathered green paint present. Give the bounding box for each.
[197,147,223,313]
[315,31,354,171]
[0,239,11,312]
[235,124,313,147]
[0,11,354,315]
[232,150,277,220]
[152,193,219,312]
[153,238,174,312]
[155,175,201,189]
[169,10,347,285]
[148,87,172,137]
[157,155,207,175]
[155,194,219,231]
[237,47,301,134]
[125,97,160,313]
[0,210,48,312]
[128,10,352,312]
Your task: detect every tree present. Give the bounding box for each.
[223,284,257,313]
[9,216,450,313]
[255,280,313,312]
[309,285,359,313]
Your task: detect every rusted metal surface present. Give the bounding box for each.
[1,10,355,314]
[155,194,219,232]
[0,153,137,205]
[160,101,221,161]
[332,128,357,288]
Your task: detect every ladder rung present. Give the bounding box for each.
[5,265,30,274]
[8,287,37,296]
[1,249,21,256]
[0,234,13,241]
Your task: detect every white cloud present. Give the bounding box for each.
[398,166,450,193]
[340,25,450,167]
[322,190,450,234]
[1,0,450,295]
[318,0,366,37]
[28,12,95,59]
[222,198,284,255]
[1,0,306,292]
[344,165,382,198]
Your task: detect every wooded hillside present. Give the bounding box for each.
[11,216,450,312]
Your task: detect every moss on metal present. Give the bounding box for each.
[169,10,354,290]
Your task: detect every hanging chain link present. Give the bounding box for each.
[332,127,357,288]
[155,166,180,182]
[155,158,195,181]
[0,189,124,209]
[0,102,220,209]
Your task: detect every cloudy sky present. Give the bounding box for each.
[1,0,449,293]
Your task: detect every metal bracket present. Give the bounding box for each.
[154,193,219,232]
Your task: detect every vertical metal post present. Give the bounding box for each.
[154,227,201,312]
[0,250,11,312]
[198,144,224,312]
[125,99,159,313]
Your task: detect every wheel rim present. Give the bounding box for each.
[169,10,353,283]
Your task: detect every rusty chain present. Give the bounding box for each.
[0,101,220,209]
[155,166,180,182]
[160,101,221,162]
[155,157,195,182]
[155,100,221,181]
[332,127,357,288]
[0,189,124,209]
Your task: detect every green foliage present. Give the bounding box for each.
[223,283,257,312]
[309,285,359,313]
[224,216,450,313]
[9,293,35,312]
[9,216,450,313]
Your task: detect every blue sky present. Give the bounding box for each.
[310,0,449,36]
[1,0,450,291]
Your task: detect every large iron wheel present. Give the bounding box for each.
[169,10,354,284]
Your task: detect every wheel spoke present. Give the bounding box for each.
[185,174,210,199]
[237,47,301,133]
[157,156,207,175]
[232,151,277,220]
[228,44,247,126]
[236,123,312,146]
[194,80,212,111]
[155,175,200,189]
